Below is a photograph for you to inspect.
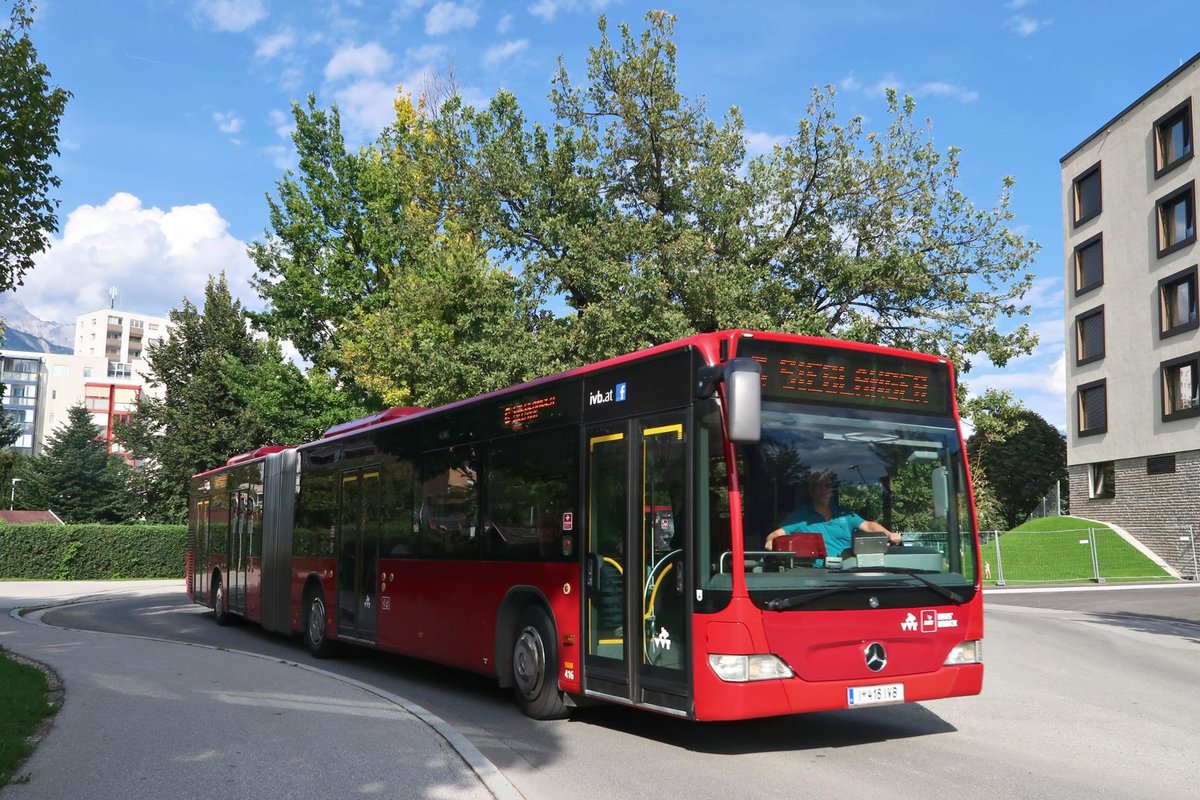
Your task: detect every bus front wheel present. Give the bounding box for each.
[303,589,336,659]
[512,606,569,720]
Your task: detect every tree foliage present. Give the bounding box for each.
[15,404,134,523]
[249,11,1038,408]
[116,274,363,522]
[966,395,1066,529]
[0,0,70,292]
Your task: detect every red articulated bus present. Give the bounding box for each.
[187,330,983,721]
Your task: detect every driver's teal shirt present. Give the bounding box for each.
[780,505,865,556]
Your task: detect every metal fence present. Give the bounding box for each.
[980,525,1195,585]
[1026,480,1068,521]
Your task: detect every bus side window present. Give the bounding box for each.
[487,430,577,561]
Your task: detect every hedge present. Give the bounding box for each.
[0,524,187,580]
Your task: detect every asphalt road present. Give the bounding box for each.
[42,583,1200,800]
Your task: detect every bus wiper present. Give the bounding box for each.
[767,585,862,611]
[839,566,966,605]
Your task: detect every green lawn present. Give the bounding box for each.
[981,516,1173,584]
[0,647,56,787]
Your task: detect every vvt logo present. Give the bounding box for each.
[589,382,628,406]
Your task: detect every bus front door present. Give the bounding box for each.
[584,415,690,713]
[336,468,381,642]
[584,426,631,700]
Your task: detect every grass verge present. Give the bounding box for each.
[982,516,1172,584]
[0,646,57,787]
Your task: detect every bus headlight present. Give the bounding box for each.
[708,654,794,682]
[943,640,982,665]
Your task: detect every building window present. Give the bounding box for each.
[1075,306,1105,365]
[1156,181,1196,257]
[1072,163,1102,226]
[52,365,69,377]
[1073,234,1103,295]
[108,316,122,325]
[1147,454,1176,475]
[1161,352,1200,420]
[1159,265,1199,338]
[1089,462,1115,499]
[1155,98,1193,178]
[82,367,92,378]
[1077,379,1107,436]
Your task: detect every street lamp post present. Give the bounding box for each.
[10,477,21,510]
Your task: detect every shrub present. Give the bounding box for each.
[0,524,186,579]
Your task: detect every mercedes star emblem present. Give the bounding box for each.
[865,642,887,672]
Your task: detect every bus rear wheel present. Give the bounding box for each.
[212,577,229,626]
[512,606,569,720]
[303,589,336,659]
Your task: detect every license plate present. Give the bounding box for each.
[847,683,904,707]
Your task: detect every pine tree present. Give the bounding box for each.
[16,404,133,522]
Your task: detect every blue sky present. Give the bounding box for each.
[17,1,1200,430]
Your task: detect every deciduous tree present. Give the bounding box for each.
[967,400,1066,529]
[249,11,1039,407]
[0,0,70,292]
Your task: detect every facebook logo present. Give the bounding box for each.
[615,382,627,402]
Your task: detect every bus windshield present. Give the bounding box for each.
[727,404,978,610]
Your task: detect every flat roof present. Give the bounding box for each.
[1061,51,1200,164]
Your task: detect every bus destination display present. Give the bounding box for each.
[502,392,561,430]
[740,341,950,414]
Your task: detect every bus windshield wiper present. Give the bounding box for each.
[767,585,862,611]
[838,566,966,605]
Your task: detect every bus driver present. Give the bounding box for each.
[763,471,901,557]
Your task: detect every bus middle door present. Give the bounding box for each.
[336,468,381,643]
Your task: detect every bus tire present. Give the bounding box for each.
[213,576,230,626]
[303,588,336,659]
[512,605,569,720]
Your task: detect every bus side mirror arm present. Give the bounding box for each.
[697,358,762,443]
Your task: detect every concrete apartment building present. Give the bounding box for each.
[1,308,168,458]
[1062,54,1200,572]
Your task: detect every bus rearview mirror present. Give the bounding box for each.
[725,358,762,443]
[931,466,948,519]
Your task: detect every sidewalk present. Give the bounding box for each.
[0,581,517,800]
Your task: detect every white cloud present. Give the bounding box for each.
[1006,14,1051,36]
[406,44,449,66]
[482,39,529,69]
[529,0,558,20]
[24,193,256,323]
[528,0,612,22]
[497,13,513,33]
[255,29,296,61]
[212,111,243,135]
[425,2,478,35]
[839,74,862,92]
[916,81,979,104]
[867,74,902,98]
[325,42,394,81]
[745,129,788,157]
[333,79,404,137]
[193,0,266,32]
[262,108,295,170]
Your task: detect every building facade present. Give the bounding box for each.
[1061,54,1200,572]
[1,308,169,458]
